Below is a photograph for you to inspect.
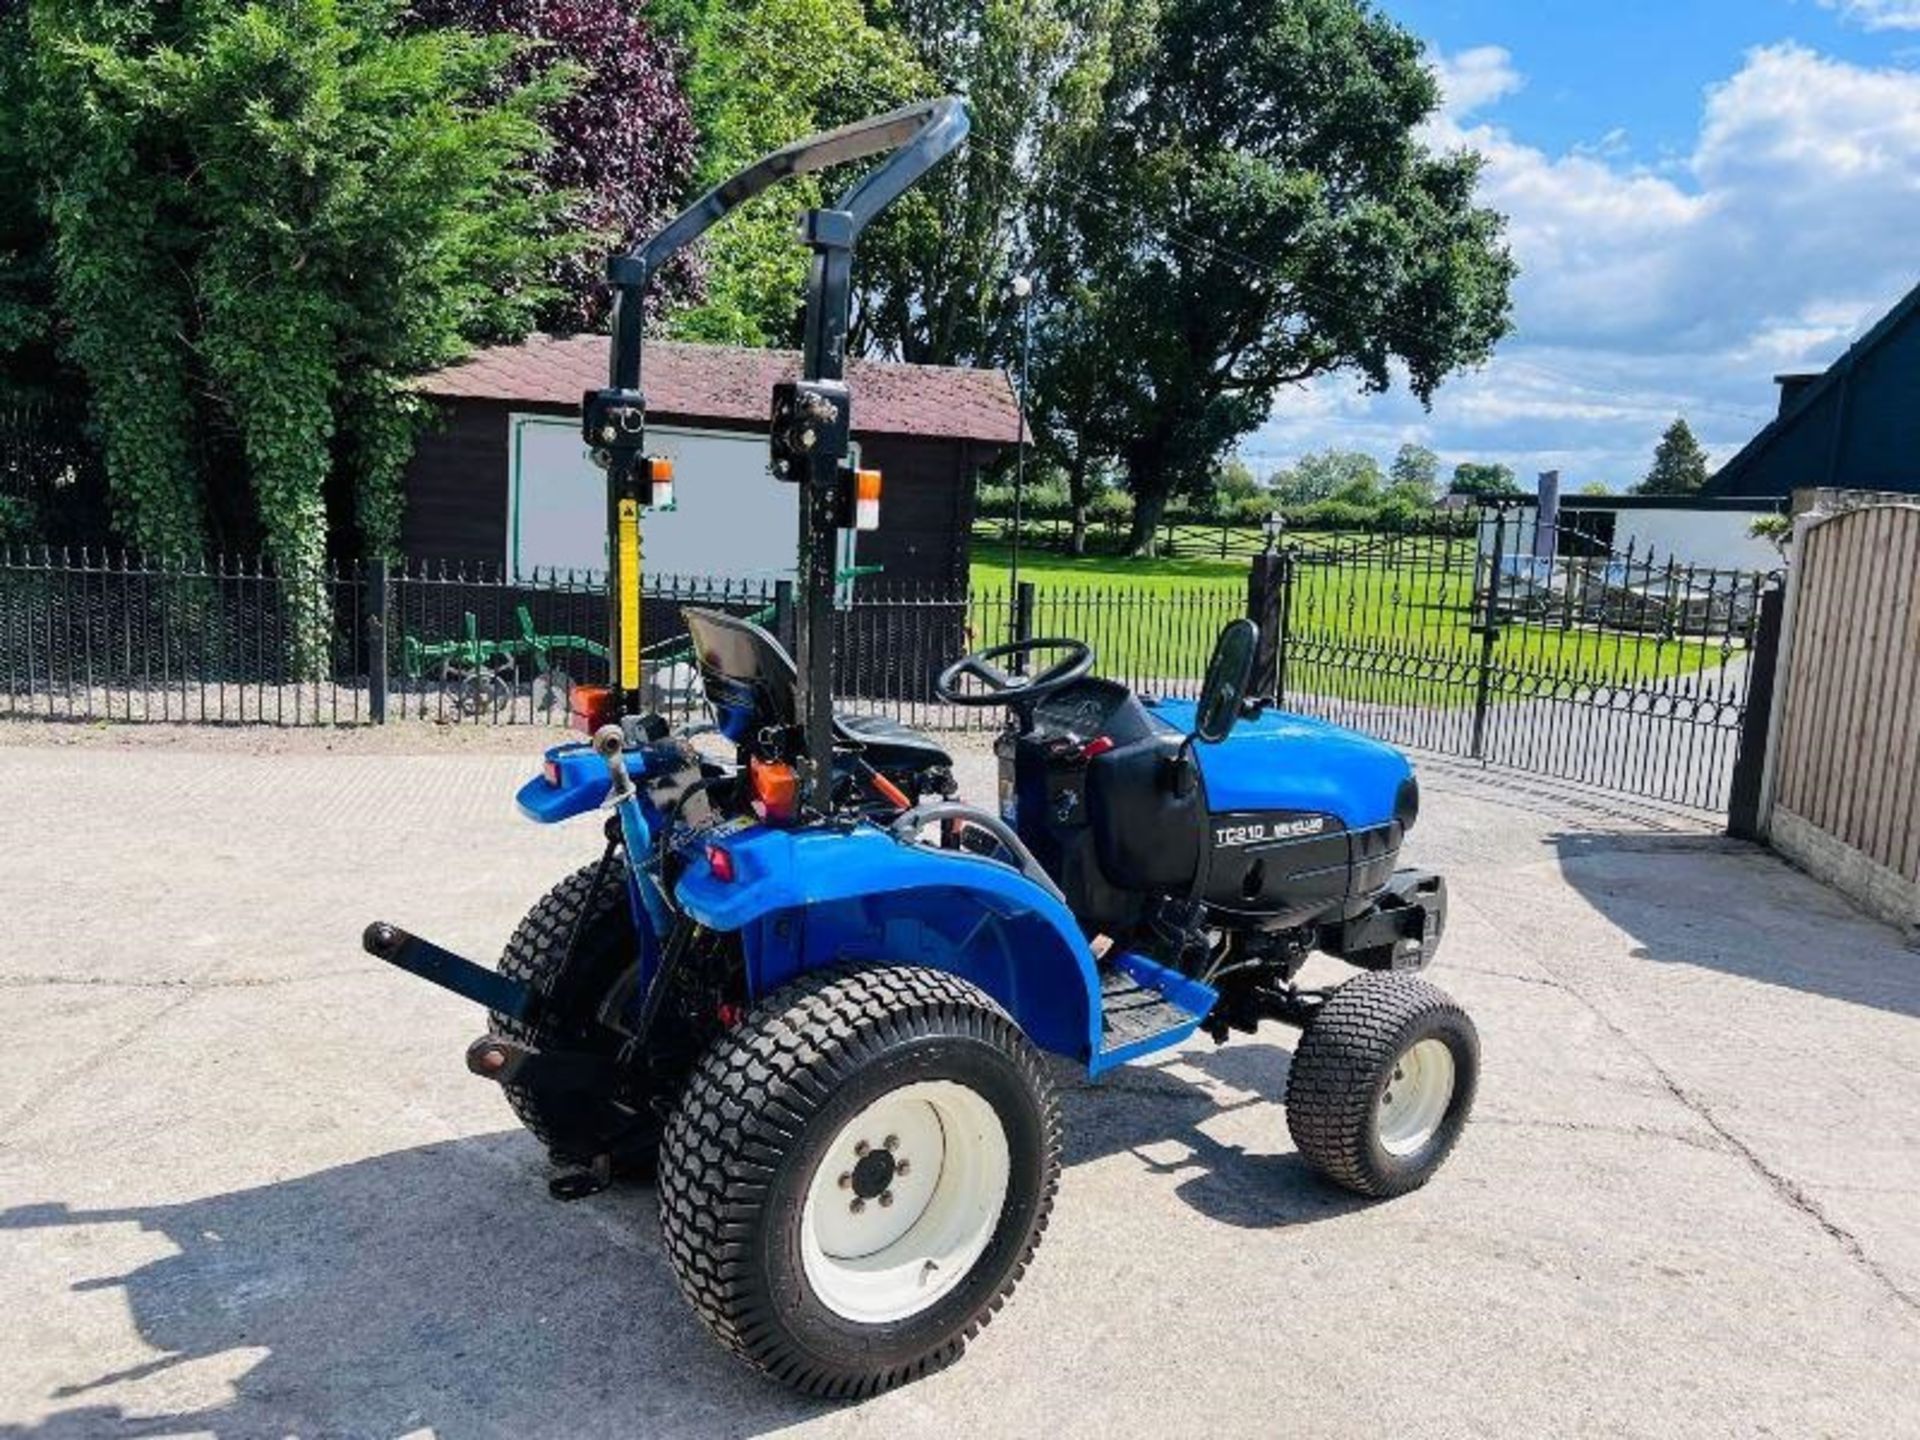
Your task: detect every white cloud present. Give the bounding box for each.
[1820,0,1920,31]
[1259,44,1920,491]
[1429,45,1524,117]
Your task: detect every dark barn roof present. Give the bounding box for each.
[414,335,1024,446]
[1706,278,1920,499]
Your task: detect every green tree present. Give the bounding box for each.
[1215,455,1261,502]
[1270,449,1383,508]
[1055,0,1514,553]
[1449,462,1520,499]
[0,7,55,396]
[856,0,1130,368]
[1388,443,1439,501]
[1577,480,1612,497]
[659,0,928,346]
[1018,4,1153,553]
[1634,417,1710,497]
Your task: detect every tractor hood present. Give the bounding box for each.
[1144,700,1415,831]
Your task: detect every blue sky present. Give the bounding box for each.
[1242,0,1920,491]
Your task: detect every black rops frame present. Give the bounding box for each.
[582,97,970,807]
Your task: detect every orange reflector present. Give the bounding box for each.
[705,844,736,883]
[569,684,615,735]
[542,758,561,786]
[854,468,882,531]
[648,456,675,509]
[749,757,800,824]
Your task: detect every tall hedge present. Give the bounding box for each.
[16,0,573,582]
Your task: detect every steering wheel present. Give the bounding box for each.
[934,638,1095,708]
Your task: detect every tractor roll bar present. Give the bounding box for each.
[587,97,970,807]
[604,97,970,393]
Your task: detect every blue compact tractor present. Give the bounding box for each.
[365,99,1478,1398]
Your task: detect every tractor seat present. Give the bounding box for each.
[681,605,951,769]
[835,711,953,770]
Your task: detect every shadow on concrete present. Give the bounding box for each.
[1551,830,1920,1019]
[0,1133,822,1440]
[0,1051,1364,1437]
[1062,1041,1371,1230]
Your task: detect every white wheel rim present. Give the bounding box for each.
[799,1080,1011,1324]
[1376,1037,1456,1157]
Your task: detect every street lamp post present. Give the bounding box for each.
[1008,273,1032,640]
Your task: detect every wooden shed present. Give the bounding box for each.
[402,335,1022,587]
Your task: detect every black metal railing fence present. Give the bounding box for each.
[0,516,1784,816]
[1267,510,1780,811]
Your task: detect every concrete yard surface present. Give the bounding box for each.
[1,724,1917,1438]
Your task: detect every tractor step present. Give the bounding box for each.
[1095,952,1218,1070]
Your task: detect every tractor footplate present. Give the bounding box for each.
[1100,971,1192,1050]
[1096,953,1214,1066]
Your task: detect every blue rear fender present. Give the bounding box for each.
[676,824,1104,1065]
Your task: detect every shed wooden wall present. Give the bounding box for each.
[401,399,988,587]
[1766,503,1920,931]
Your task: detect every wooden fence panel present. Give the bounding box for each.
[1768,503,1920,931]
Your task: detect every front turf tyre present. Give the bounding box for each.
[658,966,1060,1399]
[1285,972,1479,1199]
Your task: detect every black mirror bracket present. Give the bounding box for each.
[1165,738,1200,799]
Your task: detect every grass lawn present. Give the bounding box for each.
[967,539,1742,704]
[970,540,1249,592]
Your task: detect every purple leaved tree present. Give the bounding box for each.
[411,0,699,331]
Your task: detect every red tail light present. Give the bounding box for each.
[705,844,736,883]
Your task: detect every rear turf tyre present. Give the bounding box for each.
[1285,972,1479,1198]
[491,863,652,1169]
[658,966,1060,1399]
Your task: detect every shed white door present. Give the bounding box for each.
[507,414,801,583]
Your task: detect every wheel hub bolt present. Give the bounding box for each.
[854,1140,871,1157]
[895,1159,912,1177]
[849,1198,865,1214]
[879,1191,894,1208]
[884,1134,900,1151]
[837,1172,852,1189]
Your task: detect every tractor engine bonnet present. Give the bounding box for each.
[1144,700,1415,829]
[1006,691,1423,933]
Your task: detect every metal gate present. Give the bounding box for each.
[1269,508,1780,812]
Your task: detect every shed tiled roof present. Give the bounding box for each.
[414,334,1023,445]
